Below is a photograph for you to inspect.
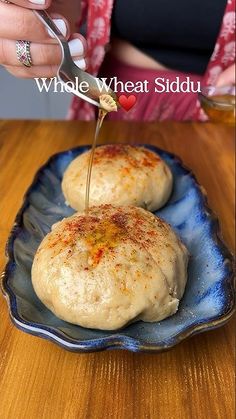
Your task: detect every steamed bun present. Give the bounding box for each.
[62,145,173,211]
[32,205,188,330]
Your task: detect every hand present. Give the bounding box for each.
[215,64,235,87]
[0,0,87,78]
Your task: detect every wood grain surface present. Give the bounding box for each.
[0,120,235,419]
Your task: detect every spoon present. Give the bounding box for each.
[34,10,117,108]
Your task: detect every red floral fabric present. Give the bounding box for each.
[68,0,235,121]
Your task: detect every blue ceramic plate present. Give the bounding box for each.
[2,145,235,352]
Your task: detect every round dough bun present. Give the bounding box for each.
[62,144,173,211]
[32,205,189,331]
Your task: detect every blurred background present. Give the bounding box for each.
[0,65,70,119]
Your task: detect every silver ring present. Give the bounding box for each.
[16,40,33,67]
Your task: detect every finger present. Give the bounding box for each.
[4,58,87,78]
[5,63,59,78]
[7,0,52,9]
[0,36,86,66]
[215,64,236,87]
[0,3,69,42]
[69,33,87,58]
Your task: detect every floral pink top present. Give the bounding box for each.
[68,0,235,121]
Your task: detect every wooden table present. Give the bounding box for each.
[0,121,235,419]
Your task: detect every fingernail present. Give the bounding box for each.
[47,19,67,38]
[29,0,46,4]
[74,58,86,70]
[68,39,84,57]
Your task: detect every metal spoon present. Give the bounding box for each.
[34,10,117,108]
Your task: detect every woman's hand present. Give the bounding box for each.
[215,64,235,87]
[0,0,87,78]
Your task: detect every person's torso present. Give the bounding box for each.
[111,0,227,74]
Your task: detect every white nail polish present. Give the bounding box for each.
[74,59,86,70]
[29,0,46,4]
[47,19,67,38]
[68,39,84,57]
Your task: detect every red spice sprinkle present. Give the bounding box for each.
[46,206,170,268]
[92,145,161,171]
[141,157,156,167]
[93,144,128,163]
[111,212,128,229]
[148,230,157,236]
[142,149,161,162]
[122,167,131,175]
[92,248,104,265]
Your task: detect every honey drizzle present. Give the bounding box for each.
[85,108,107,213]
